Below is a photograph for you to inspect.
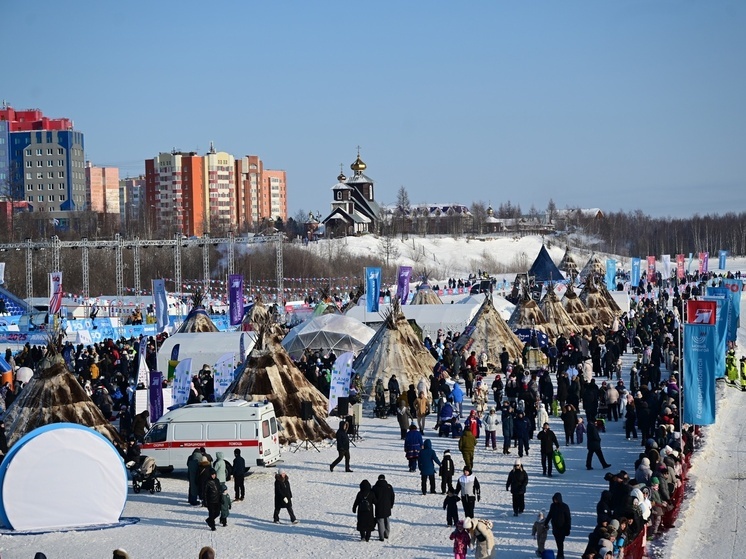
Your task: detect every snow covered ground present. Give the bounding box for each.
[0,351,682,559]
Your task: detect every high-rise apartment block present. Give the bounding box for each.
[0,104,85,225]
[85,161,120,217]
[119,175,146,229]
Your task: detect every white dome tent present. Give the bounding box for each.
[281,314,375,359]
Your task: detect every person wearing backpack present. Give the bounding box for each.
[232,448,246,502]
[214,452,229,484]
[352,479,377,542]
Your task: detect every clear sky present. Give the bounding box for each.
[4,1,744,219]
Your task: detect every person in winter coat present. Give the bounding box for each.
[397,399,412,439]
[483,407,499,450]
[404,424,424,472]
[596,490,613,525]
[213,451,228,484]
[560,404,578,445]
[418,439,442,495]
[586,420,612,470]
[537,422,560,476]
[273,469,298,524]
[536,402,550,430]
[464,409,482,438]
[625,401,638,440]
[132,410,150,442]
[204,469,222,530]
[450,519,471,559]
[440,449,456,493]
[371,474,395,541]
[232,448,246,502]
[533,511,549,557]
[330,421,352,472]
[513,411,530,458]
[415,391,430,432]
[443,489,461,526]
[455,466,481,518]
[464,517,496,559]
[219,482,231,526]
[187,449,203,506]
[352,479,377,542]
[544,492,572,559]
[506,459,529,516]
[635,457,653,485]
[501,402,514,454]
[458,428,477,471]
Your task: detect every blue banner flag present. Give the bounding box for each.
[630,258,641,287]
[149,370,164,422]
[683,324,717,425]
[702,296,728,379]
[718,250,727,270]
[723,279,743,340]
[396,266,413,305]
[152,279,169,331]
[365,267,382,313]
[709,284,739,342]
[605,259,617,291]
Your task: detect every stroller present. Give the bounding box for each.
[129,455,162,494]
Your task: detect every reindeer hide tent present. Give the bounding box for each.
[452,295,524,366]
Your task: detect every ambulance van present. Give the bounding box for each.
[141,399,281,470]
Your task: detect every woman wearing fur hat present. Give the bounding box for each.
[352,479,377,541]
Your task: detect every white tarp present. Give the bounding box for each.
[281,314,375,359]
[0,424,127,531]
[156,332,255,374]
[346,302,481,340]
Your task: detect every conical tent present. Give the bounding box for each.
[281,314,375,360]
[561,284,595,336]
[352,303,437,398]
[528,245,564,283]
[452,295,524,366]
[221,326,334,444]
[176,290,220,333]
[409,281,443,305]
[241,299,270,332]
[558,246,578,278]
[579,277,618,329]
[3,349,123,448]
[578,253,606,283]
[507,288,549,333]
[539,288,581,341]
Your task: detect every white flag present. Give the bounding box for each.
[0,262,5,285]
[137,336,149,387]
[328,351,354,414]
[172,358,193,407]
[213,352,236,401]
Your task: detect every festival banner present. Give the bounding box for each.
[676,254,685,280]
[137,336,150,387]
[722,279,743,341]
[683,324,717,425]
[328,351,354,414]
[167,343,180,381]
[48,272,63,315]
[698,252,709,275]
[239,333,249,362]
[148,370,164,422]
[646,256,656,283]
[686,299,716,325]
[718,250,727,270]
[605,259,616,291]
[661,254,671,279]
[0,262,5,285]
[152,279,169,331]
[228,274,244,326]
[702,296,728,379]
[396,266,413,305]
[631,258,641,288]
[213,352,235,401]
[687,252,694,273]
[171,358,193,407]
[365,267,381,313]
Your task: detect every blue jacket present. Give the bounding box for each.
[514,415,530,440]
[451,383,464,404]
[417,439,441,476]
[439,402,455,423]
[404,428,424,460]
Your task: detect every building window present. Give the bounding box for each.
[59,184,64,189]
[36,161,42,167]
[36,173,43,179]
[60,194,65,201]
[58,160,63,166]
[336,191,342,200]
[58,171,64,178]
[26,185,32,191]
[48,184,54,190]
[36,149,42,156]
[38,185,43,190]
[27,196,32,202]
[47,148,53,155]
[26,172,32,180]
[48,172,54,178]
[58,148,63,155]
[26,161,32,168]
[25,149,31,156]
[38,195,44,202]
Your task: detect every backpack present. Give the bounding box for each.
[359,494,370,514]
[225,460,233,481]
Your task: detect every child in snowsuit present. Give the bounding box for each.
[219,482,231,526]
[450,519,471,559]
[532,511,549,557]
[440,449,455,494]
[443,489,461,527]
[575,417,586,445]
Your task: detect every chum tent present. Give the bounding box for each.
[528,245,565,283]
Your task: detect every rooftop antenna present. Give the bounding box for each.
[209,141,216,154]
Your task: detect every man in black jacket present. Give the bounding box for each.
[586,420,611,470]
[204,469,222,531]
[505,459,528,516]
[232,448,246,502]
[545,492,571,559]
[372,474,395,541]
[330,420,353,472]
[537,422,560,477]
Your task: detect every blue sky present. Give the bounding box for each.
[4,1,744,219]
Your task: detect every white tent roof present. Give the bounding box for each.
[281,314,375,359]
[346,303,480,339]
[156,332,255,373]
